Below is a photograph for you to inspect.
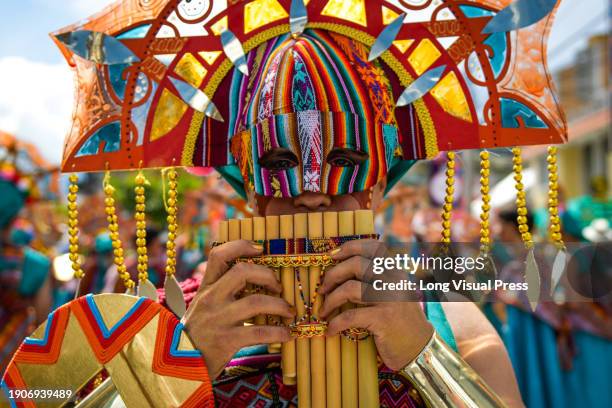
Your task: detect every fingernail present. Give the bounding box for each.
[330,248,341,257]
[251,243,263,251]
[318,285,327,295]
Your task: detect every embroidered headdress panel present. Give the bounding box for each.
[230,29,403,198]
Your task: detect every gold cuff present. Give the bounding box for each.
[400,331,507,408]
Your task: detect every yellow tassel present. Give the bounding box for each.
[135,170,149,284]
[67,173,84,280]
[547,146,565,250]
[441,152,456,244]
[163,167,179,279]
[479,151,491,254]
[103,170,135,291]
[511,148,534,249]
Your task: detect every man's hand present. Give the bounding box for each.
[319,240,433,371]
[182,240,295,379]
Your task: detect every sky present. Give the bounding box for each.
[0,0,609,164]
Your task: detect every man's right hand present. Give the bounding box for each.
[182,240,295,379]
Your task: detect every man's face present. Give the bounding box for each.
[249,179,386,216]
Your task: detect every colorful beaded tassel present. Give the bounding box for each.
[547,146,568,293]
[441,151,456,245]
[162,167,186,317]
[135,170,158,300]
[104,170,136,293]
[512,148,539,310]
[67,173,84,297]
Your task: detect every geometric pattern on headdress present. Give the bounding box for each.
[2,294,213,407]
[52,0,566,174]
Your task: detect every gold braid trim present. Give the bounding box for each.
[181,111,205,167]
[204,25,290,97]
[235,254,337,268]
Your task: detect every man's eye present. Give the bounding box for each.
[258,148,299,171]
[328,157,356,167]
[268,159,297,171]
[326,148,368,168]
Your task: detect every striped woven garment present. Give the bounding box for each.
[229,29,415,198]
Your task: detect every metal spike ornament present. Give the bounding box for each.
[547,146,568,294]
[163,167,186,317]
[290,0,308,37]
[67,173,85,298]
[135,170,158,301]
[368,13,406,61]
[169,77,224,122]
[482,0,558,34]
[104,171,136,293]
[221,29,249,76]
[55,30,140,65]
[396,65,446,107]
[512,148,540,311]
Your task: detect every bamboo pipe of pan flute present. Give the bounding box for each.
[280,215,297,385]
[308,212,326,407]
[355,210,379,408]
[250,217,267,327]
[218,221,229,243]
[324,212,342,408]
[240,218,256,325]
[338,211,358,408]
[294,213,311,408]
[266,216,282,354]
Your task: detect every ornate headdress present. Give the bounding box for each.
[2,0,568,406]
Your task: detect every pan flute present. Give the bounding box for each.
[215,210,380,408]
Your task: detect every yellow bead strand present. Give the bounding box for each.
[103,171,135,291]
[164,168,179,279]
[479,151,491,254]
[67,173,84,280]
[441,151,456,244]
[135,171,149,283]
[512,148,534,249]
[547,146,565,250]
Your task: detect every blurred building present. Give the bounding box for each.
[525,34,610,201]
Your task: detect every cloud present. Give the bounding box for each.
[0,57,73,164]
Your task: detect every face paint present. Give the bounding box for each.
[229,30,405,198]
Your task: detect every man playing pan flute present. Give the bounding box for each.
[174,29,523,407]
[3,0,568,407]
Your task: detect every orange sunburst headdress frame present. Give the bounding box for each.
[52,0,566,174]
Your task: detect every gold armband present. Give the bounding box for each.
[400,331,507,408]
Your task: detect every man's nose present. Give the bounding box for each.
[293,192,332,210]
